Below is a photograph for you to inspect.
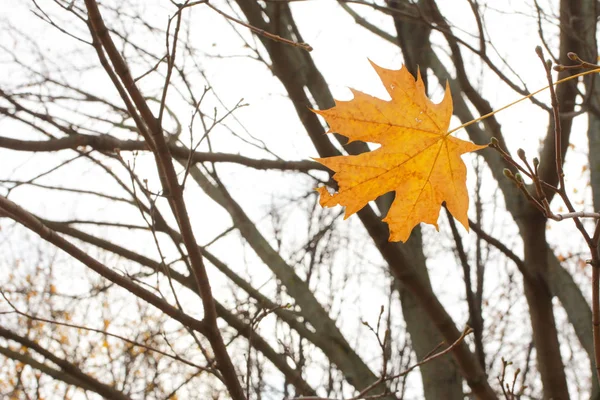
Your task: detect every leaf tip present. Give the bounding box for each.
[310,107,323,117]
[316,186,332,203]
[367,57,382,70]
[387,230,407,243]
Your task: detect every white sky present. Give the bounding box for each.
[0,0,595,398]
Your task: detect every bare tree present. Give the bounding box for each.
[1,0,599,399]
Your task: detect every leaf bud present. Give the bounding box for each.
[517,148,526,161]
[568,52,578,61]
[535,46,543,57]
[553,65,565,72]
[301,43,314,52]
[503,168,514,179]
[515,172,523,183]
[546,60,553,70]
[533,157,539,167]
[490,137,499,147]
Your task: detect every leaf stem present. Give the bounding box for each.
[447,68,600,136]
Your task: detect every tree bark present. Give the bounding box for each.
[387,2,464,398]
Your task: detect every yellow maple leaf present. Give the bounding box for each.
[314,61,487,242]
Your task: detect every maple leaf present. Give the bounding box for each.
[314,62,487,242]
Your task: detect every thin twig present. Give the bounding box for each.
[291,327,473,400]
[0,292,214,374]
[205,2,312,52]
